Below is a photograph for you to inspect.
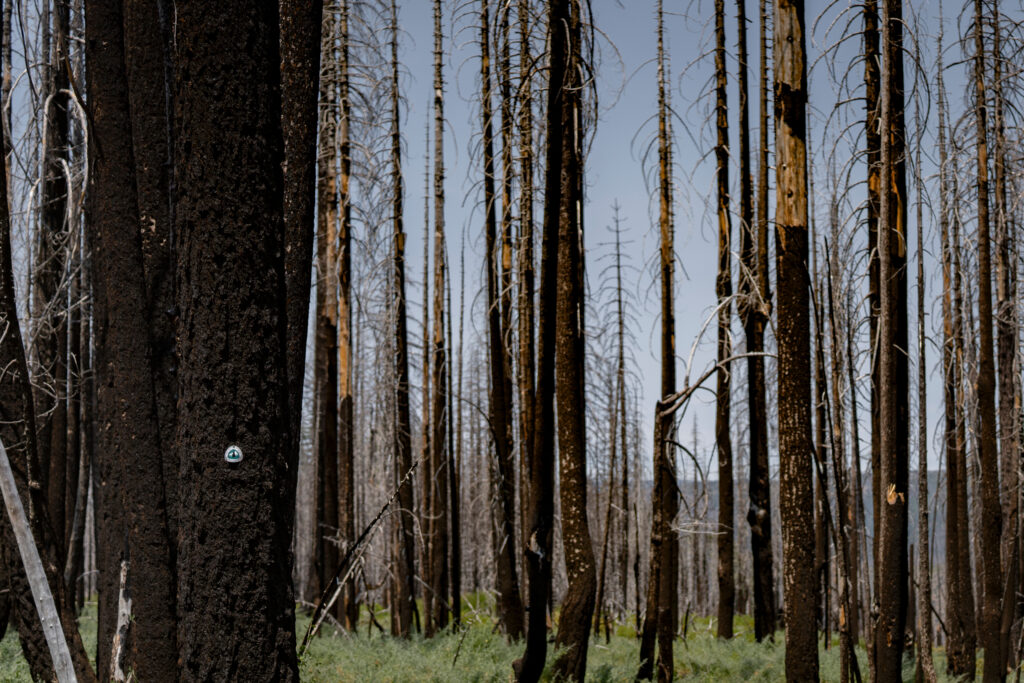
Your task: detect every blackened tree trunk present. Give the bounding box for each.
[86,0,178,678]
[38,0,71,554]
[747,0,776,642]
[172,0,298,677]
[480,0,522,641]
[429,0,450,634]
[874,2,910,677]
[124,0,176,572]
[516,0,535,603]
[774,0,817,679]
[914,88,936,683]
[639,1,678,679]
[388,0,417,639]
[713,0,734,640]
[313,2,340,611]
[972,1,1004,678]
[336,0,357,630]
[551,4,595,678]
[513,1,565,677]
[280,0,324,543]
[936,24,975,676]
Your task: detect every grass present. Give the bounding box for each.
[0,596,988,681]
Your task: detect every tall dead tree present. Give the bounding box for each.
[914,85,936,683]
[280,0,323,531]
[937,19,976,676]
[388,0,417,639]
[480,0,523,640]
[38,0,71,550]
[551,2,595,678]
[972,0,1004,678]
[774,0,817,679]
[747,0,776,641]
[513,0,567,677]
[713,0,734,640]
[638,1,679,679]
[172,0,298,676]
[428,0,451,634]
[313,2,340,612]
[335,0,357,630]
[86,0,178,677]
[874,2,910,677]
[515,0,536,600]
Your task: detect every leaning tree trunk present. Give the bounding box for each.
[172,0,298,677]
[774,0,817,679]
[85,0,178,678]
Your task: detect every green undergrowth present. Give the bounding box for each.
[0,596,990,681]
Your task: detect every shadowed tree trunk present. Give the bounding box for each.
[280,0,323,543]
[513,1,566,678]
[172,0,298,677]
[936,20,976,676]
[971,0,1004,678]
[313,1,339,613]
[747,0,776,642]
[774,0,817,679]
[713,0,734,640]
[480,0,523,641]
[336,0,357,630]
[551,2,595,677]
[388,0,417,639]
[914,86,936,683]
[639,1,679,679]
[428,0,450,634]
[874,2,910,677]
[86,0,178,677]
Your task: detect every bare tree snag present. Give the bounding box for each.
[774,0,817,678]
[172,0,298,676]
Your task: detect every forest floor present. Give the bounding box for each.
[0,595,983,681]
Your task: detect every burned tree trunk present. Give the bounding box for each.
[513,1,567,678]
[280,0,323,532]
[551,1,595,675]
[86,0,178,677]
[480,0,523,640]
[971,0,1004,678]
[747,0,776,642]
[388,0,417,639]
[873,2,910,677]
[428,0,451,634]
[713,0,734,640]
[774,0,817,679]
[639,1,679,679]
[172,0,298,676]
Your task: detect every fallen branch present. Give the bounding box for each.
[299,458,419,654]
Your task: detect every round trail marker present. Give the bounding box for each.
[224,445,243,464]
